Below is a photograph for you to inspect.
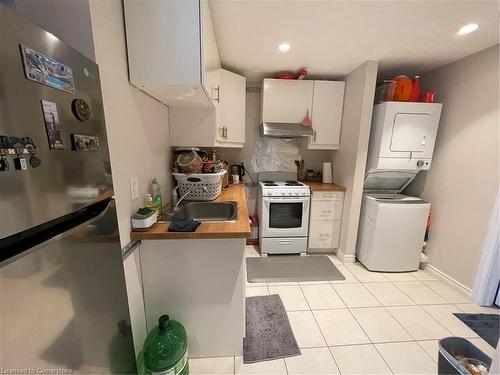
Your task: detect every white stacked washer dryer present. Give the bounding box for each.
[357,102,442,272]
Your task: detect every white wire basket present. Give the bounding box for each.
[173,171,226,201]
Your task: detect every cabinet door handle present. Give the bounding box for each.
[213,86,220,103]
[223,126,228,139]
[313,130,317,142]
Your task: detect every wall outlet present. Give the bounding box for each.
[130,176,139,201]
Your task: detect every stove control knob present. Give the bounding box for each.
[281,191,286,195]
[294,192,299,195]
[416,160,425,167]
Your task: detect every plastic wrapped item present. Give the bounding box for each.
[251,137,300,172]
[438,337,492,375]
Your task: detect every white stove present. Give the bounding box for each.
[258,176,311,255]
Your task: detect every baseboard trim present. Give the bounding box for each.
[336,249,356,264]
[425,264,472,298]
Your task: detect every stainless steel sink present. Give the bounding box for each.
[161,201,238,222]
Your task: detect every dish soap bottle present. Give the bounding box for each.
[143,315,189,375]
[144,194,159,218]
[151,177,163,217]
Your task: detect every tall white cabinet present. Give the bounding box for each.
[261,79,345,150]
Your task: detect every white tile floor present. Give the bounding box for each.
[189,246,497,375]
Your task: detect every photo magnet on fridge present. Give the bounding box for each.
[41,100,64,150]
[20,45,75,94]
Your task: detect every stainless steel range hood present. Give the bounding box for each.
[261,122,314,138]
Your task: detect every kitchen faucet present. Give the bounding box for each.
[172,185,209,211]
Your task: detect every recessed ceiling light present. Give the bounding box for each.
[278,43,291,52]
[457,23,479,35]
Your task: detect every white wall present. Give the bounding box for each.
[13,0,95,61]
[332,61,378,261]
[89,0,172,248]
[406,45,499,288]
[89,0,173,355]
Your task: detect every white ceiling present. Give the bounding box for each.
[209,0,499,85]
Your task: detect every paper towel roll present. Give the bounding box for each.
[322,162,333,184]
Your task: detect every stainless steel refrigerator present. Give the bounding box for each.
[0,5,136,373]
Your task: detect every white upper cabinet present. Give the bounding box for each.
[169,68,246,148]
[124,0,220,107]
[308,81,345,150]
[261,79,314,124]
[217,69,246,146]
[260,78,345,150]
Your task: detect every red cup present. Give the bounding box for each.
[421,91,436,103]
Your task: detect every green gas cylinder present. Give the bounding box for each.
[143,315,189,375]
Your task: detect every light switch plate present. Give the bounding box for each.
[129,176,139,201]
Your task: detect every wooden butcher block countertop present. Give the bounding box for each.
[303,182,346,192]
[130,184,251,240]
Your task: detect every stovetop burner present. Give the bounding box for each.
[264,183,278,186]
[285,180,304,186]
[262,180,275,183]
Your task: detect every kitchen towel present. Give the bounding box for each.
[322,162,333,184]
[168,219,201,232]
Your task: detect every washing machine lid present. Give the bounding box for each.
[365,193,428,204]
[363,170,418,194]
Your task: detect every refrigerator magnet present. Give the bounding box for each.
[41,100,64,150]
[20,45,75,94]
[71,99,91,121]
[71,134,100,152]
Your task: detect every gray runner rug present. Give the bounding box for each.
[247,255,345,283]
[243,294,301,363]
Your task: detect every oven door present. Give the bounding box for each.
[261,196,310,237]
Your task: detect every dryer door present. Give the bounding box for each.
[390,113,431,153]
[378,102,442,161]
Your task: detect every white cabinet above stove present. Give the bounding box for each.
[261,79,314,124]
[366,102,442,172]
[260,79,345,150]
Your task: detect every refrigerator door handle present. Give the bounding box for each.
[0,199,114,266]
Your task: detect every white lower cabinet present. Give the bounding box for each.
[308,191,344,252]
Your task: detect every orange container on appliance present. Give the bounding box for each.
[393,75,413,101]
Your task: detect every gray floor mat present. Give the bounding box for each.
[246,255,345,283]
[243,294,301,363]
[453,313,500,348]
